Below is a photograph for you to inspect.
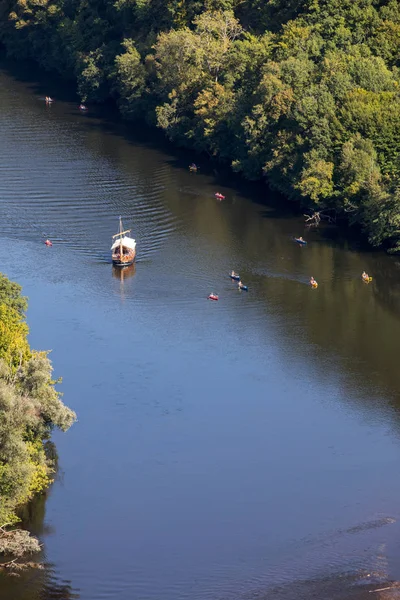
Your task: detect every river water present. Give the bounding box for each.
[1,60,400,600]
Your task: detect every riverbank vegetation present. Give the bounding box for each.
[1,0,400,251]
[0,273,75,567]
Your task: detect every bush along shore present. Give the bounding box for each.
[0,273,76,571]
[2,0,400,251]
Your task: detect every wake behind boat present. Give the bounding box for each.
[111,217,136,266]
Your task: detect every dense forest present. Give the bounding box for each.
[1,0,400,250]
[0,273,75,563]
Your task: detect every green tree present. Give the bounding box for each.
[113,39,146,115]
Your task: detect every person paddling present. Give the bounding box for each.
[362,271,369,281]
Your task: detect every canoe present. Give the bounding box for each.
[208,294,219,301]
[229,274,240,281]
[239,285,248,291]
[295,238,307,245]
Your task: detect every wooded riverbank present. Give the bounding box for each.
[2,0,400,252]
[0,273,75,569]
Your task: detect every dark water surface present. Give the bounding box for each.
[1,63,400,600]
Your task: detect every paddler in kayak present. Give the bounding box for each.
[231,270,238,278]
[362,271,370,282]
[310,276,318,287]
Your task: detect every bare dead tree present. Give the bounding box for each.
[0,527,42,574]
[304,209,337,227]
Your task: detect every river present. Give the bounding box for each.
[1,60,400,600]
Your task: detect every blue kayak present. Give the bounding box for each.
[229,274,240,280]
[239,285,248,291]
[294,238,307,245]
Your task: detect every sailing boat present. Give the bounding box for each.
[111,217,136,266]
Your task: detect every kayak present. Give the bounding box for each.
[310,282,318,288]
[362,276,373,283]
[189,165,198,172]
[229,274,240,281]
[208,294,219,301]
[215,193,225,200]
[239,285,248,291]
[295,238,307,245]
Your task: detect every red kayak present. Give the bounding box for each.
[44,239,53,246]
[215,193,225,200]
[208,294,219,301]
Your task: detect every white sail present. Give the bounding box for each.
[111,236,136,251]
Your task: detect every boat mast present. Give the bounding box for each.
[112,217,131,261]
[119,216,123,259]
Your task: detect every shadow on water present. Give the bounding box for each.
[0,493,80,600]
[0,56,295,217]
[3,51,399,258]
[112,263,136,281]
[0,566,80,600]
[0,441,80,600]
[0,54,76,104]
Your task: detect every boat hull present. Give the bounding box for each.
[229,274,240,281]
[112,249,136,267]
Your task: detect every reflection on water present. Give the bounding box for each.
[112,263,136,303]
[0,494,80,600]
[1,59,400,600]
[0,565,80,600]
[112,264,136,282]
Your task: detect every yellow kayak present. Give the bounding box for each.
[362,276,373,283]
